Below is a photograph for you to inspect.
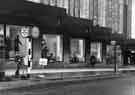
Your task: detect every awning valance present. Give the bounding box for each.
[90,26,111,42]
[0,0,66,16]
[0,0,66,26]
[61,16,92,37]
[90,26,125,44]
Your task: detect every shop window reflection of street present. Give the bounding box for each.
[5,25,31,67]
[41,34,63,62]
[90,43,102,63]
[70,39,85,63]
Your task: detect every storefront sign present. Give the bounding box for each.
[21,27,29,37]
[31,26,40,38]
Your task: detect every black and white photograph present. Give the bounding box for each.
[0,0,135,95]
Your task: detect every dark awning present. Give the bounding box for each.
[61,16,92,37]
[0,14,36,26]
[90,26,126,44]
[109,33,125,45]
[0,0,66,26]
[90,26,111,42]
[0,0,66,16]
[123,39,135,49]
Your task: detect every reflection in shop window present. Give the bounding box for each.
[90,43,102,62]
[0,25,5,59]
[5,25,31,66]
[106,45,122,64]
[70,39,85,63]
[41,34,63,62]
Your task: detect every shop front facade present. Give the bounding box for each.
[0,0,67,73]
[0,0,126,71]
[89,26,124,66]
[0,22,124,69]
[0,2,91,69]
[36,29,89,68]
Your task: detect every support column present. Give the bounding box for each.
[102,42,107,64]
[63,34,70,64]
[27,37,32,77]
[85,38,90,63]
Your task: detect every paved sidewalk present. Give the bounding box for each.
[5,67,135,76]
[0,72,122,91]
[1,66,134,90]
[0,65,133,91]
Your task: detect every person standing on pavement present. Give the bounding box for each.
[90,55,97,67]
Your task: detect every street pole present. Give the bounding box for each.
[114,45,117,73]
[27,36,32,78]
[111,41,118,73]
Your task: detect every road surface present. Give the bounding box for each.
[0,75,135,95]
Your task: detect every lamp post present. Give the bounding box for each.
[111,40,117,73]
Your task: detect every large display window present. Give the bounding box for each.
[5,25,31,65]
[106,45,122,65]
[41,34,63,62]
[90,43,102,62]
[70,39,85,63]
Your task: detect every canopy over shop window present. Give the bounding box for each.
[0,0,66,27]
